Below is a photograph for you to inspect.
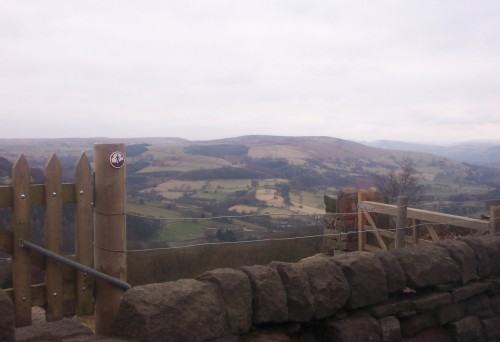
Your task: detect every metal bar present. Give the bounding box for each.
[19,239,131,291]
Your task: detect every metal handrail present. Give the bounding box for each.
[18,239,132,291]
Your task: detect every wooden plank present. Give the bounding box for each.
[425,224,440,242]
[23,183,75,206]
[74,153,94,316]
[362,210,388,250]
[364,244,382,252]
[0,186,13,208]
[44,154,64,321]
[360,201,489,232]
[12,154,32,327]
[4,281,77,308]
[358,191,367,251]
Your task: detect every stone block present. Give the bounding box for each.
[240,265,288,324]
[452,282,490,302]
[436,239,479,283]
[478,236,500,275]
[379,316,401,342]
[399,313,437,338]
[481,316,500,341]
[449,316,482,342]
[319,313,381,342]
[411,292,451,312]
[373,250,406,294]
[268,261,314,322]
[390,244,461,289]
[0,289,14,342]
[371,300,412,318]
[332,251,388,309]
[198,268,253,334]
[464,294,492,317]
[436,303,465,324]
[111,279,228,342]
[298,257,349,319]
[458,237,491,278]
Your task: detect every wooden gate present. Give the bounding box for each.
[357,191,494,252]
[0,153,93,327]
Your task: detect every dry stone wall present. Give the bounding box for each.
[111,236,500,342]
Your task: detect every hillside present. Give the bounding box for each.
[366,140,500,167]
[1,135,499,246]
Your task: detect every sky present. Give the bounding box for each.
[1,1,500,144]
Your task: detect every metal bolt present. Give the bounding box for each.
[20,194,26,199]
[53,292,57,297]
[52,192,57,197]
[79,190,84,195]
[82,286,86,291]
[22,296,26,301]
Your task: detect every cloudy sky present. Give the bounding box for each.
[1,1,500,143]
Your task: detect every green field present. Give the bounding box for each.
[159,221,209,241]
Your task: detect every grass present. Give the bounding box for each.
[127,202,181,219]
[248,145,310,165]
[192,192,229,201]
[159,221,209,241]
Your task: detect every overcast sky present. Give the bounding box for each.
[1,1,500,143]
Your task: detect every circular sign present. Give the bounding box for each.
[110,151,125,169]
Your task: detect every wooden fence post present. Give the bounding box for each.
[490,206,500,236]
[395,196,408,249]
[357,190,367,251]
[12,154,32,327]
[93,144,127,335]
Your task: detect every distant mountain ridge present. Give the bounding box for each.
[365,140,500,166]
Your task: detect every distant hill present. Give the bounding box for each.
[365,140,500,167]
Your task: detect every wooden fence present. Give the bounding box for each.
[357,190,500,252]
[0,153,93,327]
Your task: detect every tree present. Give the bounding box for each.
[373,157,425,205]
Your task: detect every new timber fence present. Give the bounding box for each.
[0,143,128,335]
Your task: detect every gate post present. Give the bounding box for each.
[93,143,127,335]
[395,196,408,248]
[490,206,500,235]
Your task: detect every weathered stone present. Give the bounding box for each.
[0,289,14,342]
[452,282,490,302]
[406,328,453,342]
[412,292,451,312]
[436,303,465,324]
[268,261,314,322]
[15,318,93,342]
[371,300,412,318]
[332,251,388,309]
[298,258,349,319]
[336,190,358,222]
[111,279,228,342]
[242,332,292,342]
[464,294,492,317]
[449,316,482,342]
[319,313,381,342]
[458,237,491,278]
[481,316,500,341]
[490,295,500,314]
[240,265,288,324]
[379,316,401,342]
[373,251,406,294]
[197,268,253,334]
[390,244,461,288]
[324,195,337,213]
[399,313,437,338]
[436,239,478,283]
[487,276,500,295]
[479,236,500,275]
[397,311,417,319]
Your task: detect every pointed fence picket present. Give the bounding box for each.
[0,153,94,327]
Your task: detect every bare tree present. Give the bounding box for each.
[374,157,425,205]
